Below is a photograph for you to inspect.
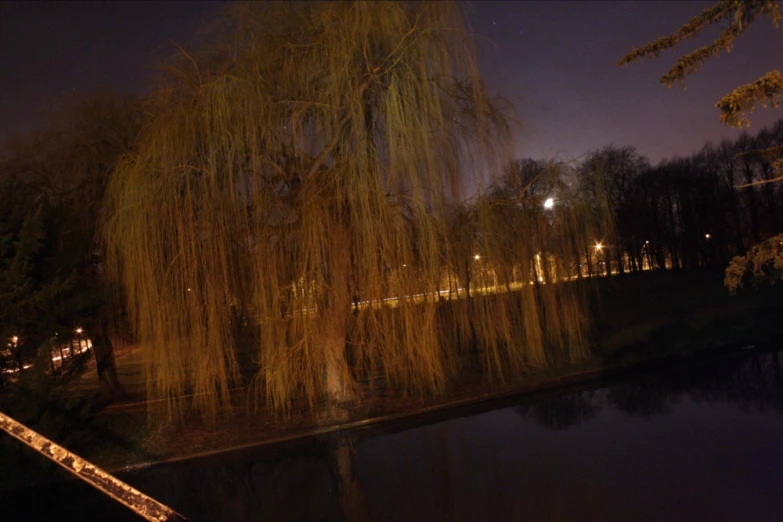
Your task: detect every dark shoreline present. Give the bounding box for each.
[113,334,783,475]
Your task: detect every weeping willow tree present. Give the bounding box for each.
[105,1,598,422]
[444,159,612,380]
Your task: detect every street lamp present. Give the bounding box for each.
[594,242,606,276]
[474,254,481,261]
[705,233,710,239]
[75,328,84,354]
[543,197,554,209]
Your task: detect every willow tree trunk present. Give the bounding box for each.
[327,435,372,522]
[323,224,355,406]
[324,307,352,404]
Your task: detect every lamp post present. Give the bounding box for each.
[539,198,556,282]
[9,336,21,373]
[75,328,84,354]
[595,242,605,277]
[704,233,711,266]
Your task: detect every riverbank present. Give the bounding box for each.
[3,268,782,487]
[589,268,783,362]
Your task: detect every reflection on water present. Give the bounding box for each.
[514,389,602,429]
[357,349,783,522]
[519,349,783,428]
[326,435,373,522]
[3,349,783,521]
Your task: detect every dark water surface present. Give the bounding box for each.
[4,348,783,521]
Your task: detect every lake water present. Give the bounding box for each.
[4,348,783,521]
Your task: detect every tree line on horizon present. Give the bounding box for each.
[561,119,783,280]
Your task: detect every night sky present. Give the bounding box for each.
[1,1,782,163]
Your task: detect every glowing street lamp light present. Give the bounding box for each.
[705,233,711,239]
[595,243,603,251]
[11,336,18,344]
[474,254,481,261]
[75,328,83,335]
[543,197,554,209]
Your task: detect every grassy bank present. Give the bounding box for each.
[590,268,783,364]
[2,268,782,488]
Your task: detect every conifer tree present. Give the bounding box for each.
[0,178,75,376]
[0,92,141,399]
